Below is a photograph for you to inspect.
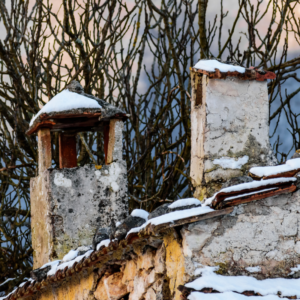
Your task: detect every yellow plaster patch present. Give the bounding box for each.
[163,230,186,300]
[36,269,95,300]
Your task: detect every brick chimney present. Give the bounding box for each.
[28,81,129,268]
[190,60,277,200]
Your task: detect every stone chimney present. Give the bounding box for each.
[190,60,277,200]
[28,81,128,268]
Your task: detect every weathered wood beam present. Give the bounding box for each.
[106,119,117,164]
[37,128,52,174]
[217,185,296,209]
[189,67,275,81]
[212,182,296,208]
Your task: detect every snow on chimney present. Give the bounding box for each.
[190,59,277,200]
[28,81,129,268]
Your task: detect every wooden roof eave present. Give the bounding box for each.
[26,112,129,135]
[212,181,297,209]
[249,168,300,181]
[190,67,276,81]
[215,185,296,210]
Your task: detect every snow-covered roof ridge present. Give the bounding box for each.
[213,156,249,170]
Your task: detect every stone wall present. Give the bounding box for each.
[181,189,300,279]
[32,239,174,300]
[30,162,128,268]
[190,74,277,199]
[29,189,300,300]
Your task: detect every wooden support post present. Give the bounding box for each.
[38,128,52,174]
[59,133,77,169]
[106,119,117,164]
[104,119,123,165]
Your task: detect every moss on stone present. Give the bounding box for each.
[215,262,230,275]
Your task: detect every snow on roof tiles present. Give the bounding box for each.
[203,177,297,209]
[191,59,276,81]
[249,158,300,179]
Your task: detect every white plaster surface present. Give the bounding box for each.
[204,78,271,157]
[181,190,300,276]
[190,74,277,198]
[49,162,128,259]
[53,173,72,188]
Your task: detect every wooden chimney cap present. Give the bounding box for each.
[27,81,128,135]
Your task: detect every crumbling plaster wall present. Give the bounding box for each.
[29,187,300,300]
[33,269,95,300]
[31,162,128,268]
[181,188,300,278]
[49,163,128,260]
[190,74,277,199]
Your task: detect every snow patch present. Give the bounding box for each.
[29,89,102,126]
[213,156,249,170]
[40,260,61,270]
[185,266,300,297]
[62,249,78,262]
[250,158,300,178]
[245,266,261,273]
[188,291,281,300]
[54,173,72,188]
[76,245,91,252]
[286,158,300,169]
[193,59,246,73]
[131,209,149,220]
[289,265,300,275]
[47,261,61,276]
[168,198,201,209]
[96,239,111,250]
[111,181,119,192]
[72,250,93,264]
